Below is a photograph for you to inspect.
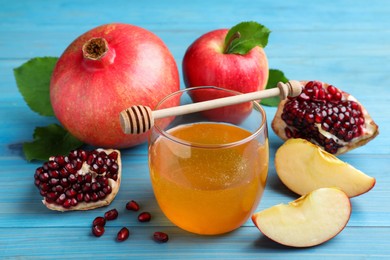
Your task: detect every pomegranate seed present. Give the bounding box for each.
[68,174,77,184]
[334,92,342,101]
[54,185,64,193]
[98,191,106,199]
[84,193,91,202]
[65,163,76,174]
[47,161,59,170]
[49,178,60,186]
[153,232,169,243]
[102,185,112,195]
[55,155,66,166]
[65,188,77,198]
[56,193,66,204]
[39,183,50,191]
[84,173,92,183]
[49,170,60,178]
[91,192,99,201]
[314,113,322,123]
[110,163,119,174]
[79,150,88,161]
[73,159,83,171]
[138,212,151,222]
[87,154,96,165]
[42,162,49,171]
[59,168,69,178]
[97,177,109,186]
[105,158,113,167]
[327,85,336,95]
[70,198,78,206]
[39,172,50,182]
[82,183,91,193]
[92,216,106,227]
[126,200,140,211]
[108,151,119,161]
[92,225,105,237]
[46,192,58,201]
[76,192,84,201]
[63,199,72,208]
[298,93,310,101]
[91,182,101,191]
[104,209,118,220]
[117,227,130,242]
[35,167,44,176]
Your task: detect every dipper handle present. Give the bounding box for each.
[120,80,302,134]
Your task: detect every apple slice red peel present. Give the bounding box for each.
[119,80,302,134]
[252,188,351,248]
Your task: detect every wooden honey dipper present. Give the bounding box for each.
[119,80,302,134]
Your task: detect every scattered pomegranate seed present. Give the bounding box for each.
[92,216,106,227]
[92,225,105,237]
[153,232,169,243]
[104,209,118,221]
[126,200,140,211]
[138,212,151,222]
[117,227,130,242]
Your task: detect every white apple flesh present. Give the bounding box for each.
[252,187,351,247]
[275,138,375,197]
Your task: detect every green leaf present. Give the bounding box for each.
[14,57,58,116]
[224,21,271,55]
[23,124,84,161]
[260,69,289,107]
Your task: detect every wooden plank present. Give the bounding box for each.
[1,226,389,259]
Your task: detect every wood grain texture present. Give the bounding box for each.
[0,0,389,258]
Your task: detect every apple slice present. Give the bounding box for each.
[275,138,375,197]
[252,187,351,247]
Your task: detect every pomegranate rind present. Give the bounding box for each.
[42,149,121,212]
[271,81,379,155]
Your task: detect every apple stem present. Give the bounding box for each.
[223,31,241,54]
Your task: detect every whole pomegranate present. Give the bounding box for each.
[50,23,180,148]
[272,81,379,155]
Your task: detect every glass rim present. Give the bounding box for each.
[153,86,267,149]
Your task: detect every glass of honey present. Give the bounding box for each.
[148,86,268,235]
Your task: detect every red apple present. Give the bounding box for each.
[182,26,269,124]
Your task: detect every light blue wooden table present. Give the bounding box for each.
[1,0,389,259]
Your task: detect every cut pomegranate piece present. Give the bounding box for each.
[34,148,121,211]
[272,81,379,154]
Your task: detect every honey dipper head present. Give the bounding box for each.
[120,105,154,134]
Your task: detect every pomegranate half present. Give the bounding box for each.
[272,80,379,155]
[34,148,121,211]
[50,23,180,148]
